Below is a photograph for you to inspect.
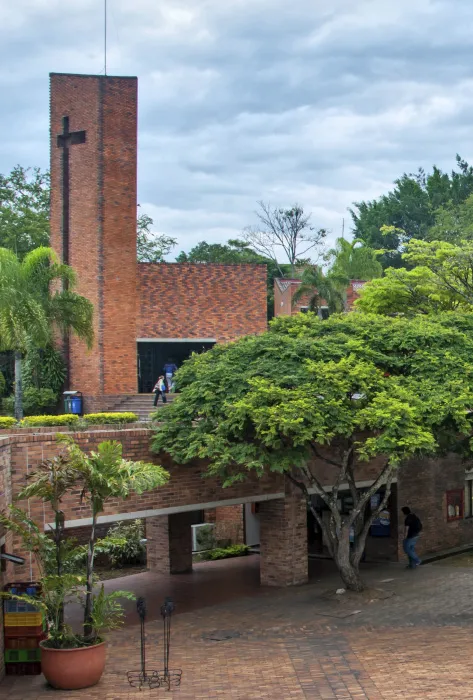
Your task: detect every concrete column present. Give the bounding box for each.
[259,487,308,586]
[146,512,193,574]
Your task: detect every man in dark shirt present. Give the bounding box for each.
[401,506,422,569]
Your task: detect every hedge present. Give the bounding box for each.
[198,545,250,561]
[20,414,80,427]
[0,417,17,429]
[11,412,139,429]
[84,412,138,424]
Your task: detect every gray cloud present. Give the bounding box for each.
[1,0,473,260]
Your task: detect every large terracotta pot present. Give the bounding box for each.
[40,640,106,690]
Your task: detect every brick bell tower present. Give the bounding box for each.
[49,73,138,409]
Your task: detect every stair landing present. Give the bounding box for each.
[110,393,175,422]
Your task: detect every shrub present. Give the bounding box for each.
[199,544,249,561]
[0,417,16,429]
[102,520,146,567]
[23,346,66,395]
[20,414,80,428]
[84,412,138,425]
[3,387,58,416]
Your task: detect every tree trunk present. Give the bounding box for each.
[83,511,97,640]
[14,351,23,420]
[334,525,365,592]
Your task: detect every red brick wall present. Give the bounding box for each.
[50,73,138,397]
[346,280,366,310]
[146,512,193,574]
[274,278,366,316]
[214,505,244,544]
[2,428,284,581]
[138,264,268,342]
[397,454,473,558]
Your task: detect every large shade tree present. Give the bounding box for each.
[152,312,473,591]
[0,247,94,419]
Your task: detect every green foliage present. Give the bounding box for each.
[99,519,146,567]
[327,238,382,281]
[198,544,249,561]
[19,413,79,427]
[23,345,66,394]
[0,411,139,429]
[356,238,473,315]
[0,245,94,419]
[89,586,135,644]
[137,210,177,262]
[351,156,473,267]
[3,387,58,416]
[292,266,348,313]
[0,416,16,429]
[84,412,138,424]
[0,166,50,259]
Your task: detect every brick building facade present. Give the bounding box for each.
[274,277,366,317]
[49,73,267,410]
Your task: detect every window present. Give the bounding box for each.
[446,489,464,521]
[465,479,473,518]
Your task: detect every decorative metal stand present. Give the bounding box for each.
[127,597,159,690]
[153,597,182,690]
[127,596,182,691]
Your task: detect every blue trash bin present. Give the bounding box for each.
[70,395,83,415]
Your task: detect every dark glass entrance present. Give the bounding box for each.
[137,341,215,393]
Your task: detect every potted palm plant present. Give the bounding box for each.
[1,437,168,690]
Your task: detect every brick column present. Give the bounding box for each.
[146,512,193,574]
[259,488,308,586]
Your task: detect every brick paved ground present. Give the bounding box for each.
[2,554,473,699]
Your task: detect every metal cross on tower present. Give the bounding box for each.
[56,116,86,266]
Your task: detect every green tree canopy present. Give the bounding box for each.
[351,156,473,267]
[0,166,50,258]
[356,239,473,315]
[152,312,473,590]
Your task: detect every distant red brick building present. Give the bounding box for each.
[49,73,267,410]
[273,277,366,317]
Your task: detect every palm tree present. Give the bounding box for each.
[292,266,348,314]
[57,436,169,639]
[328,238,382,281]
[0,246,94,419]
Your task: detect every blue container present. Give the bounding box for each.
[70,396,82,415]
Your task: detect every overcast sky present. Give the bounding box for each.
[1,0,473,257]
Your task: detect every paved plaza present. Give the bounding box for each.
[2,554,473,699]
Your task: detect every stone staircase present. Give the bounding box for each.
[110,393,176,422]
